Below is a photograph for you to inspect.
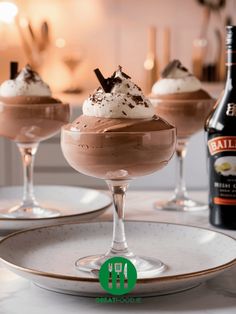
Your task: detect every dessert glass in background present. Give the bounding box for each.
[150,60,215,211]
[0,63,70,218]
[61,67,176,278]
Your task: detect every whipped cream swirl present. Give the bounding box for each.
[152,60,201,95]
[83,67,154,119]
[0,65,51,97]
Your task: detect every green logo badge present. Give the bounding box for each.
[99,257,137,295]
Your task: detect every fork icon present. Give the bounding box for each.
[114,263,122,289]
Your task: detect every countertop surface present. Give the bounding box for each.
[0,190,235,314]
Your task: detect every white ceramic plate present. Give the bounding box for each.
[0,221,235,297]
[0,186,111,235]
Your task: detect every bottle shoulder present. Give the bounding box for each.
[206,89,236,134]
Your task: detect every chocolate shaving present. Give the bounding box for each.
[122,110,127,116]
[94,68,110,92]
[161,59,188,78]
[131,95,143,103]
[118,65,131,79]
[20,64,39,83]
[94,66,131,93]
[113,77,122,84]
[10,61,18,79]
[128,104,135,109]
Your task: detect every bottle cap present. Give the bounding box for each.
[226,25,236,50]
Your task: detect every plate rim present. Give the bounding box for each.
[0,185,111,221]
[0,220,235,284]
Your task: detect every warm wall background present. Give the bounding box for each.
[0,0,235,190]
[0,0,235,91]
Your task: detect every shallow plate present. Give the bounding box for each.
[0,221,235,297]
[0,186,111,235]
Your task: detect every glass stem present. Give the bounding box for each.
[174,139,188,200]
[106,180,130,256]
[17,143,39,206]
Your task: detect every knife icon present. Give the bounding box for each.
[124,263,128,289]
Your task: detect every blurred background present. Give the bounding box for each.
[0,0,235,190]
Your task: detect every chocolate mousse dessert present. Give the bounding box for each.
[150,60,215,211]
[62,66,176,180]
[0,64,69,143]
[0,63,70,219]
[61,67,176,276]
[150,60,214,139]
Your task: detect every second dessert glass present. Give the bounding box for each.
[152,97,215,211]
[61,127,176,278]
[0,101,70,218]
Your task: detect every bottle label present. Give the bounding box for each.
[208,136,236,206]
[208,136,236,155]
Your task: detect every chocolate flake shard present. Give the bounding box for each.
[114,77,122,84]
[20,64,39,83]
[122,110,127,116]
[94,68,110,92]
[118,65,131,79]
[131,95,143,103]
[161,59,188,78]
[128,104,135,109]
[10,61,18,79]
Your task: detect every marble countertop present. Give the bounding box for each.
[0,190,236,314]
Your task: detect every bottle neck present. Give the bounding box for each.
[226,50,236,87]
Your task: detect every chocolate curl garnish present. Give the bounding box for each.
[118,65,131,79]
[10,61,18,79]
[161,59,188,78]
[94,68,111,92]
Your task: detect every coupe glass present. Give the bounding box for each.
[151,98,215,211]
[61,126,176,278]
[0,101,70,218]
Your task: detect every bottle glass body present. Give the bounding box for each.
[206,43,236,229]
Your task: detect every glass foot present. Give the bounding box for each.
[75,253,166,279]
[1,203,61,219]
[154,197,208,211]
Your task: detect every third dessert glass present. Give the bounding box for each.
[150,60,215,211]
[0,64,70,218]
[61,67,176,278]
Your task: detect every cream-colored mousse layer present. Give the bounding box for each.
[71,114,173,133]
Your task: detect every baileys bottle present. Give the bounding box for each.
[206,26,236,230]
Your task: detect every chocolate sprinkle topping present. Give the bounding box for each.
[122,110,127,116]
